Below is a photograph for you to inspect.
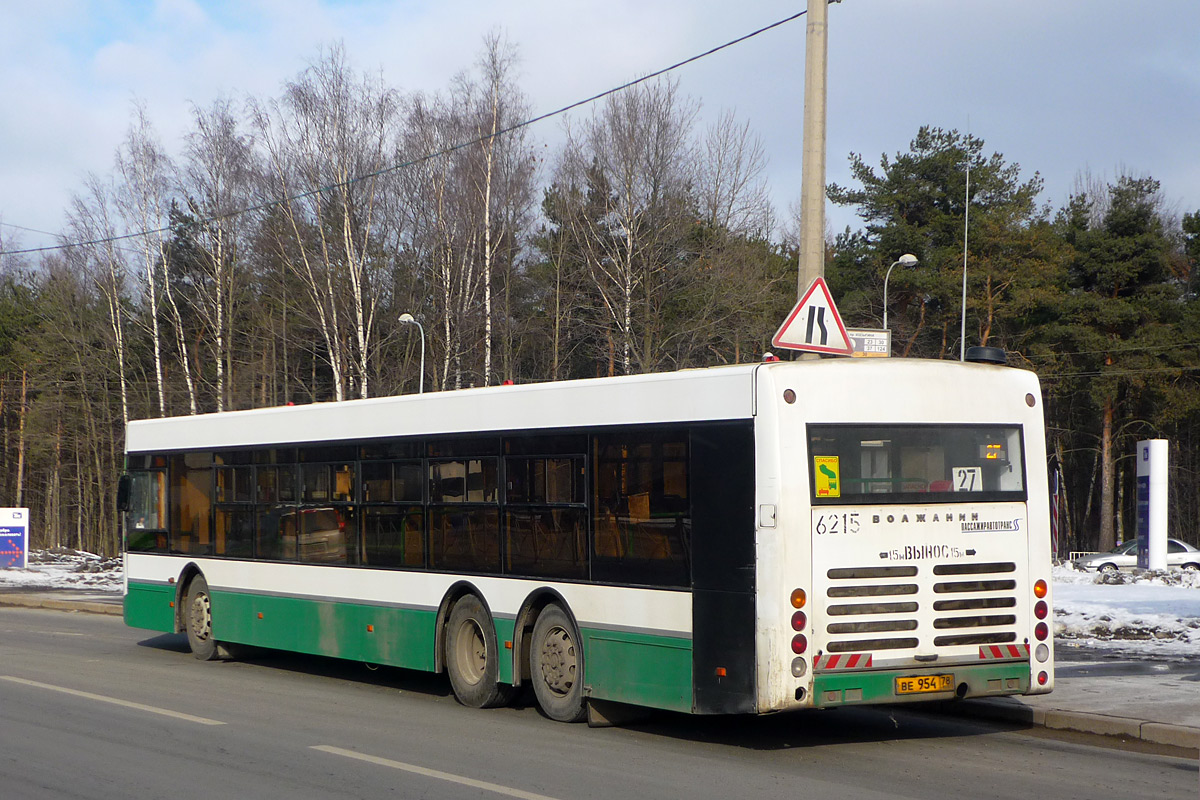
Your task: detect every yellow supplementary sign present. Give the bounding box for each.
[814,456,840,498]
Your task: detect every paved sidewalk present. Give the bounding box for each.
[947,657,1200,753]
[2,591,1197,754]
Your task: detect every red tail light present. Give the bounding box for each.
[791,634,808,655]
[1034,601,1048,620]
[791,610,807,630]
[1035,622,1048,641]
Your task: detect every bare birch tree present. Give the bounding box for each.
[251,44,399,401]
[697,110,771,237]
[65,175,131,426]
[179,97,256,412]
[460,33,534,386]
[115,105,196,415]
[559,78,697,374]
[400,92,481,391]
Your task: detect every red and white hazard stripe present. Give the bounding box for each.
[814,653,873,671]
[978,644,1030,660]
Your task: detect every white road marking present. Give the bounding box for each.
[0,676,226,726]
[311,745,563,800]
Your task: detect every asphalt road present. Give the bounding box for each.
[1,607,1195,800]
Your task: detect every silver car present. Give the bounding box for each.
[1073,538,1200,573]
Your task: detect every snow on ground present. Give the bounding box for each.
[1,550,1198,659]
[1052,562,1200,660]
[0,548,123,591]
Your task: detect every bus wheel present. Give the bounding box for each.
[184,575,219,661]
[530,605,586,723]
[445,595,508,709]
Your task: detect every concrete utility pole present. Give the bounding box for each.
[797,0,830,298]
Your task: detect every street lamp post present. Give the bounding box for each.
[882,253,919,332]
[398,313,425,394]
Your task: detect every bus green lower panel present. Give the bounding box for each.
[494,617,515,685]
[583,629,692,713]
[124,582,176,633]
[212,590,438,672]
[813,663,1031,707]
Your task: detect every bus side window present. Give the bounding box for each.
[591,431,690,588]
[125,469,168,552]
[170,453,213,555]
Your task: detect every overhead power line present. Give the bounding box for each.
[0,9,808,258]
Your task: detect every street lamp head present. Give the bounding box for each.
[883,254,921,337]
[398,313,425,394]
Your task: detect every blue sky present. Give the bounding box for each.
[2,0,1198,252]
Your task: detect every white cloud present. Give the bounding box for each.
[2,0,1200,248]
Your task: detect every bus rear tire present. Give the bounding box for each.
[445,595,510,709]
[530,604,586,723]
[184,575,220,661]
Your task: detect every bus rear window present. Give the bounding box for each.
[807,424,1025,505]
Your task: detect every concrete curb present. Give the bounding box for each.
[948,698,1200,753]
[0,593,122,616]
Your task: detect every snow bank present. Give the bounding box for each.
[0,548,123,591]
[1052,562,1200,659]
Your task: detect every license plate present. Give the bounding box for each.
[895,674,954,695]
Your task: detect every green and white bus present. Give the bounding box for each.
[120,356,1054,723]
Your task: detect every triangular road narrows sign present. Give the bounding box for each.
[772,277,853,355]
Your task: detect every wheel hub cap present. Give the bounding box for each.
[540,627,576,695]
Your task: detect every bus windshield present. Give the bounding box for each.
[808,424,1025,505]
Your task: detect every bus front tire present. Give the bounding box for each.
[445,595,509,709]
[184,575,220,661]
[530,604,586,723]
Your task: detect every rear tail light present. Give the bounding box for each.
[1034,622,1048,641]
[1037,671,1048,686]
[791,610,807,630]
[791,634,808,655]
[1034,601,1048,620]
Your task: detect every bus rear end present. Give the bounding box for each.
[756,359,1054,712]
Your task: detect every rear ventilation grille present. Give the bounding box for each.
[822,562,1022,656]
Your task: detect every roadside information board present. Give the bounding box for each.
[0,507,29,569]
[846,328,891,357]
[1135,440,1168,570]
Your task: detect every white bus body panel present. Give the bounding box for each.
[754,359,1054,712]
[125,367,758,453]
